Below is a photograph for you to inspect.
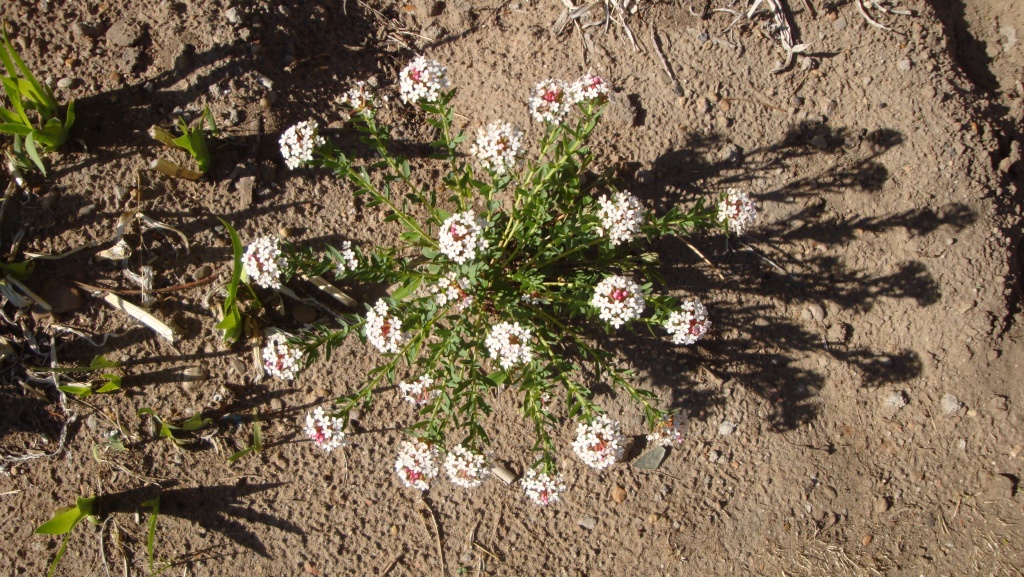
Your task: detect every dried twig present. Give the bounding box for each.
[418,499,445,577]
[681,238,725,281]
[650,26,683,96]
[69,274,216,297]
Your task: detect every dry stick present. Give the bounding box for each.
[382,553,403,576]
[99,516,114,577]
[736,240,790,277]
[801,0,816,18]
[418,499,445,577]
[650,26,683,96]
[681,238,726,281]
[69,274,217,296]
[856,0,891,30]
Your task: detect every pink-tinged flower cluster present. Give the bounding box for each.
[304,406,347,452]
[279,120,325,169]
[429,272,473,312]
[528,79,571,124]
[485,322,534,369]
[569,73,610,105]
[399,374,438,406]
[572,414,627,469]
[365,299,404,354]
[262,333,303,381]
[717,188,757,235]
[595,191,643,245]
[521,469,567,506]
[470,120,525,175]
[243,235,285,289]
[591,276,645,329]
[338,81,377,117]
[444,445,491,489]
[439,211,489,264]
[399,56,449,103]
[664,299,710,345]
[395,439,439,491]
[646,411,688,447]
[333,240,359,277]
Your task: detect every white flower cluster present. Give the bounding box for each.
[572,414,627,469]
[485,322,534,369]
[569,73,610,104]
[243,235,285,289]
[521,469,567,506]
[595,191,644,245]
[338,81,376,117]
[444,445,491,489]
[528,79,571,124]
[399,56,449,103]
[395,439,439,491]
[333,240,359,277]
[279,120,325,170]
[717,188,757,235]
[664,299,710,345]
[439,211,489,264]
[365,299,404,354]
[470,120,525,175]
[591,276,645,329]
[399,374,437,406]
[428,272,473,312]
[646,412,688,447]
[262,333,303,381]
[304,407,347,452]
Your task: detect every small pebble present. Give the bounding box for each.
[612,484,626,503]
[192,265,213,281]
[897,58,912,72]
[833,16,847,30]
[861,534,873,547]
[57,77,74,89]
[578,516,597,531]
[718,421,736,436]
[873,496,890,514]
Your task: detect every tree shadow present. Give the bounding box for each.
[86,481,301,558]
[607,123,975,430]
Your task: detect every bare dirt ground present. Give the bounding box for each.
[1,1,1022,575]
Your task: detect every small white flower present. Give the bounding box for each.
[399,56,449,104]
[520,291,549,306]
[485,322,534,369]
[717,188,757,235]
[333,241,359,277]
[279,120,325,169]
[470,120,525,175]
[337,81,376,117]
[439,211,489,264]
[395,439,439,491]
[664,299,710,345]
[428,272,473,312]
[572,414,627,469]
[591,276,645,329]
[569,73,610,105]
[528,79,571,125]
[304,406,347,452]
[521,469,567,506]
[595,191,644,245]
[399,374,438,406]
[646,411,688,447]
[444,445,491,489]
[262,333,303,381]
[365,299,404,354]
[243,235,285,289]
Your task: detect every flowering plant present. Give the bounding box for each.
[263,60,753,502]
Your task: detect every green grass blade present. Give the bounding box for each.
[142,496,160,571]
[24,131,47,174]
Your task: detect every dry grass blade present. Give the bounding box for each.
[418,499,445,577]
[100,292,176,343]
[306,275,357,307]
[650,25,683,96]
[747,0,809,73]
[150,158,204,181]
[3,275,52,310]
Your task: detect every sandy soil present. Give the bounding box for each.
[1,0,1022,575]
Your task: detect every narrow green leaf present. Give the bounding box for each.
[57,384,93,397]
[24,131,46,174]
[142,496,160,571]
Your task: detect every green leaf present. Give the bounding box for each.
[35,496,95,535]
[179,412,210,432]
[89,355,121,370]
[142,496,160,570]
[391,276,421,302]
[0,122,31,136]
[57,384,93,397]
[95,375,121,393]
[227,446,255,463]
[24,131,46,174]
